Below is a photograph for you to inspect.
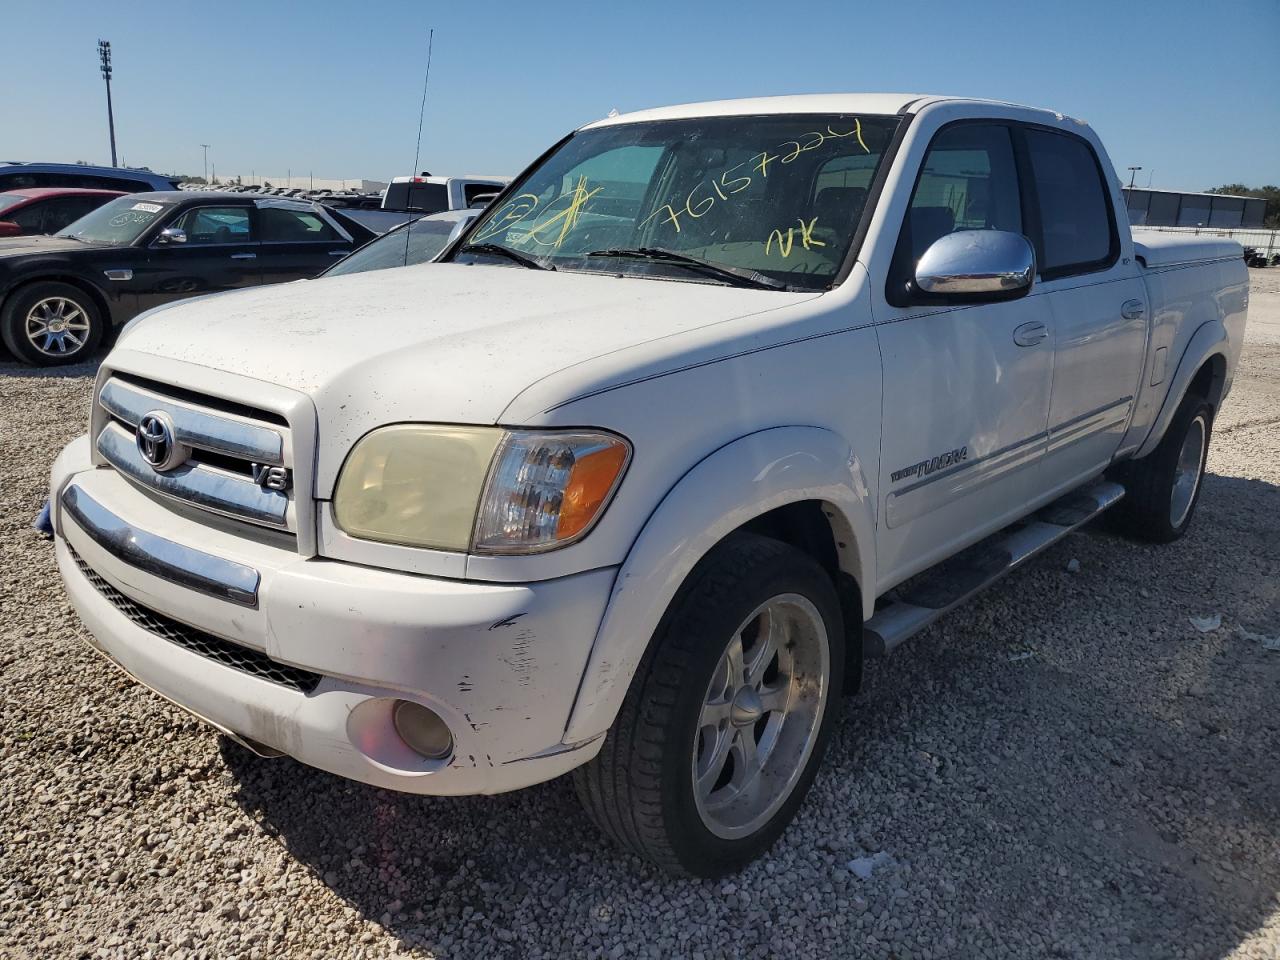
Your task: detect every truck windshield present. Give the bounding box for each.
[456,113,900,291]
[57,195,174,246]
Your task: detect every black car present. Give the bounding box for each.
[0,191,375,365]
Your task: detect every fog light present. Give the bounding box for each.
[392,700,453,760]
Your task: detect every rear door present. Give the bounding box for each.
[1018,125,1147,497]
[255,204,354,284]
[873,122,1055,586]
[134,204,261,313]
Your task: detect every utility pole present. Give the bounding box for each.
[1127,166,1142,190]
[97,40,118,167]
[200,144,210,183]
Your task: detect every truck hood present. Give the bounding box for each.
[118,261,816,443]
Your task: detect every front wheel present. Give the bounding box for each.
[573,532,844,876]
[1110,392,1213,543]
[1,281,104,366]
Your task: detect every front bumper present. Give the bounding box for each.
[51,436,614,795]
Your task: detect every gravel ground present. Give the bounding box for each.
[2,273,1279,960]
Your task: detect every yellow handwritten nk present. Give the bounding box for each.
[767,217,825,257]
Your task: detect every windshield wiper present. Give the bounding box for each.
[585,247,787,290]
[459,242,554,271]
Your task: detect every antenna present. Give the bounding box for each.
[401,28,435,265]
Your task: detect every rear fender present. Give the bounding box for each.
[562,426,875,744]
[1134,322,1228,459]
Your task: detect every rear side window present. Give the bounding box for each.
[259,207,339,242]
[463,182,500,205]
[1023,128,1116,277]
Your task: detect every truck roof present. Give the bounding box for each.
[389,175,510,185]
[583,93,1073,128]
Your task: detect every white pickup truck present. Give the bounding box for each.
[50,94,1248,877]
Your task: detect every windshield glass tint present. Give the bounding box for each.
[57,196,172,245]
[460,114,899,290]
[325,217,459,277]
[0,195,27,214]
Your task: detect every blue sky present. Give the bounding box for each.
[4,0,1277,191]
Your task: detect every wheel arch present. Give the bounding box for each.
[1,273,114,331]
[1134,322,1230,460]
[562,425,876,744]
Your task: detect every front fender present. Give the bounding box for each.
[1134,321,1228,459]
[562,425,876,744]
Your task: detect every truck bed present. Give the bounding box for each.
[1132,231,1243,268]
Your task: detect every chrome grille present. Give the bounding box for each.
[95,376,295,533]
[71,548,321,694]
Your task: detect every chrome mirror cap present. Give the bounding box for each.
[156,227,187,245]
[914,230,1035,298]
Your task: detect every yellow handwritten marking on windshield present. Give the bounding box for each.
[796,217,825,249]
[474,193,540,242]
[645,118,874,236]
[766,218,825,257]
[640,203,683,233]
[765,227,794,257]
[526,177,603,248]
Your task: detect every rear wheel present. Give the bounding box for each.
[1111,391,1213,543]
[573,532,844,876]
[1,281,104,366]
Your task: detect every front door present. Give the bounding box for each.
[873,122,1054,588]
[135,204,261,314]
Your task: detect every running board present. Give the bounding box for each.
[863,480,1125,658]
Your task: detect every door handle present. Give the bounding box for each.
[1121,299,1145,319]
[230,253,257,260]
[328,250,348,256]
[1012,321,1049,347]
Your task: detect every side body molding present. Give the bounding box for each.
[562,426,876,744]
[1133,321,1228,460]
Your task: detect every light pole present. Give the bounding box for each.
[1127,166,1142,190]
[200,144,210,184]
[97,40,118,167]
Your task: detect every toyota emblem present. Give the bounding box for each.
[135,411,187,472]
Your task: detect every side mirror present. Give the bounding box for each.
[912,230,1035,303]
[0,221,20,237]
[155,227,187,245]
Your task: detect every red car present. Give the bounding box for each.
[0,188,125,237]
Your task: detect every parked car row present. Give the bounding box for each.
[1243,245,1280,267]
[0,192,379,364]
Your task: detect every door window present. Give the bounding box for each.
[1022,128,1116,277]
[259,207,340,242]
[901,123,1023,263]
[463,183,500,206]
[168,206,253,244]
[8,203,47,233]
[43,197,107,233]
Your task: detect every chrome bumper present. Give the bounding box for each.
[60,482,260,608]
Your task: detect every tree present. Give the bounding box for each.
[1206,184,1280,228]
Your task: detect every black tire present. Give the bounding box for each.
[1,281,104,366]
[573,532,845,877]
[1110,391,1213,543]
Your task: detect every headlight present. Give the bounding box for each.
[333,425,630,554]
